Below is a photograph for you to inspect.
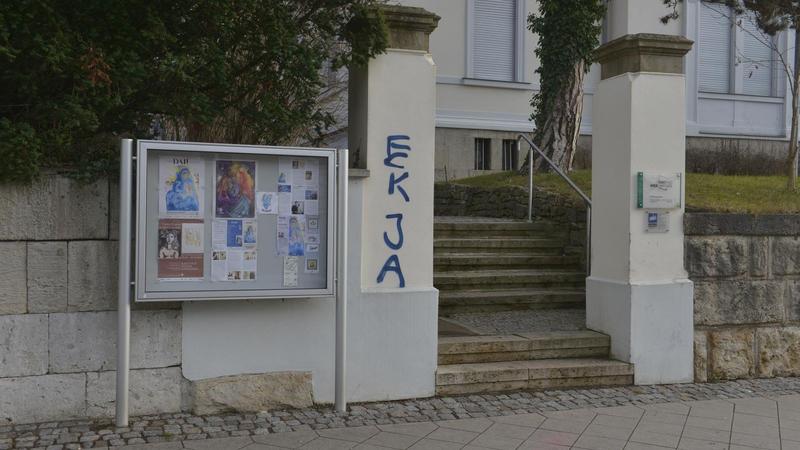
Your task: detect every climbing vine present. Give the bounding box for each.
[528,0,606,172]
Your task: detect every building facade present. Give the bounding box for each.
[398,0,796,180]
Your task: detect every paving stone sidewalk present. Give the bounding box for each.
[2,377,800,449]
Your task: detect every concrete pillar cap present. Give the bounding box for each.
[595,33,693,80]
[379,5,440,52]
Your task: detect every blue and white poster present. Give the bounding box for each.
[159,156,205,217]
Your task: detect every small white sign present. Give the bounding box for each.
[645,210,670,233]
[638,172,681,209]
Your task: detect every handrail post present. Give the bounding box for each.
[585,206,591,275]
[528,145,534,222]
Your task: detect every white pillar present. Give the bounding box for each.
[343,5,441,400]
[587,4,695,384]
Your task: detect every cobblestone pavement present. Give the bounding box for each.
[2,377,800,449]
[447,310,586,335]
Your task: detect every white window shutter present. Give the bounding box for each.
[740,12,775,96]
[473,0,516,82]
[698,2,732,94]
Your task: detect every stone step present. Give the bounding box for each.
[434,253,581,271]
[434,238,567,254]
[434,218,562,234]
[434,270,586,291]
[435,358,634,395]
[438,288,584,314]
[438,331,610,364]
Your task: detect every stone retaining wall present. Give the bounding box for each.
[0,174,185,424]
[686,213,800,382]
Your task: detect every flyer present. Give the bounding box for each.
[278,158,293,185]
[283,256,299,287]
[278,184,292,215]
[277,215,289,256]
[159,156,204,217]
[215,160,256,218]
[157,219,204,280]
[211,250,227,281]
[257,192,277,214]
[303,188,319,216]
[243,220,257,246]
[305,258,319,274]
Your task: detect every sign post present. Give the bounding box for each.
[116,139,133,426]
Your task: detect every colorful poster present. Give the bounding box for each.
[157,219,204,280]
[226,219,243,247]
[288,215,306,256]
[257,192,277,214]
[215,160,256,218]
[159,156,204,217]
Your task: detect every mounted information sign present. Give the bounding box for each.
[636,172,682,209]
[135,140,337,301]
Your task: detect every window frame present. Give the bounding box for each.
[697,1,782,99]
[501,139,518,171]
[474,138,492,170]
[465,0,527,84]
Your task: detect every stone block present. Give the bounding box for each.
[49,310,181,373]
[0,174,108,240]
[109,180,119,240]
[772,237,800,275]
[694,331,708,383]
[788,281,800,322]
[693,280,784,326]
[67,241,118,311]
[757,327,800,378]
[27,241,68,313]
[86,367,183,418]
[750,237,769,278]
[707,329,755,381]
[130,310,182,369]
[0,242,26,315]
[0,315,48,377]
[0,373,86,424]
[685,236,748,278]
[190,372,313,415]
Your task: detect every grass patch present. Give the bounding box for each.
[450,170,800,214]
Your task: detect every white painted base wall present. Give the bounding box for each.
[586,277,694,384]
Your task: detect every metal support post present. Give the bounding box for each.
[334,149,349,413]
[115,139,133,427]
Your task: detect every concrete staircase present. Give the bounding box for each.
[434,217,633,395]
[434,217,585,315]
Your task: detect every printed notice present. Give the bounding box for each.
[157,219,204,280]
[283,256,299,287]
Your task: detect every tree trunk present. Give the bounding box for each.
[788,23,800,191]
[524,60,586,173]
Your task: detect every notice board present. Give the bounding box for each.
[135,140,337,301]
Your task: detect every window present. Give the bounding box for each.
[470,0,523,82]
[698,2,780,97]
[502,139,518,170]
[474,138,491,170]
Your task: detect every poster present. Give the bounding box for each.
[305,258,319,274]
[257,192,277,214]
[157,219,204,280]
[278,184,292,215]
[288,215,306,256]
[159,156,204,217]
[215,160,256,218]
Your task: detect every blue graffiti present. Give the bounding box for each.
[383,135,411,168]
[377,135,411,288]
[383,213,404,250]
[388,172,410,202]
[377,254,405,288]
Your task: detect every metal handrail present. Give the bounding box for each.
[516,134,592,274]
